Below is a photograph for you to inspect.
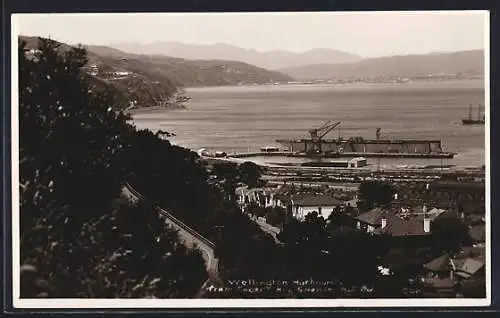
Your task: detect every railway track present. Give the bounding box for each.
[122,184,220,287]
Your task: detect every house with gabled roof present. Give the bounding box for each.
[353,204,451,239]
[452,246,486,297]
[419,245,485,297]
[453,256,485,280]
[423,253,453,278]
[290,194,341,221]
[353,207,390,233]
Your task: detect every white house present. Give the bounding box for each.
[291,194,341,221]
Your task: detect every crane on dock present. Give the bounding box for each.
[307,120,341,154]
[275,120,455,159]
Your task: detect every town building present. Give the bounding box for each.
[301,157,368,168]
[353,206,446,238]
[236,186,348,221]
[421,245,485,297]
[290,194,341,220]
[89,64,99,76]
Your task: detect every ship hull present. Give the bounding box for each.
[462,119,485,125]
[275,138,455,158]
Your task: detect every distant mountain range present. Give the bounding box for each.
[278,50,484,80]
[110,41,484,81]
[111,41,364,70]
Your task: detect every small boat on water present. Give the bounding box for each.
[462,104,485,125]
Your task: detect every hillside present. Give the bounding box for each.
[20,36,292,110]
[278,50,484,80]
[111,41,364,70]
[20,36,178,110]
[113,53,293,87]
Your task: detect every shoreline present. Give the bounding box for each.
[126,105,188,114]
[184,78,484,90]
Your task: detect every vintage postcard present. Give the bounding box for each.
[11,11,490,308]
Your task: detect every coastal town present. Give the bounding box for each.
[195,157,486,298]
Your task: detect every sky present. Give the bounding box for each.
[13,11,487,57]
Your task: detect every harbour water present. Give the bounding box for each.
[131,80,486,169]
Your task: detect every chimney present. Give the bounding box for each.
[381,217,387,229]
[423,216,431,233]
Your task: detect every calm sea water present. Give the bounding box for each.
[131,80,486,168]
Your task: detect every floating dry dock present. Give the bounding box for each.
[274,138,455,159]
[270,122,456,159]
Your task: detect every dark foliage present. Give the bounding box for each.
[431,216,472,254]
[237,161,263,188]
[357,181,396,212]
[276,212,387,285]
[19,38,207,298]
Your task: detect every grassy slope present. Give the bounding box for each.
[20,36,293,109]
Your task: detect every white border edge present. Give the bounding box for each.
[483,9,491,306]
[10,11,491,309]
[11,13,21,308]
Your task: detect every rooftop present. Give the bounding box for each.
[459,244,486,259]
[380,216,432,237]
[455,258,485,278]
[354,207,388,226]
[469,225,486,243]
[292,194,341,207]
[423,254,451,272]
[355,208,435,236]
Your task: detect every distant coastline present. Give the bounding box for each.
[126,104,188,114]
[183,78,484,90]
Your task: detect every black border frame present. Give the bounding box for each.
[2,0,498,314]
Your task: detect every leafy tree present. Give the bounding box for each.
[212,162,239,201]
[125,128,212,230]
[326,211,354,231]
[19,38,207,298]
[431,216,471,253]
[278,212,326,247]
[19,38,133,218]
[215,210,279,280]
[357,181,396,212]
[237,161,263,188]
